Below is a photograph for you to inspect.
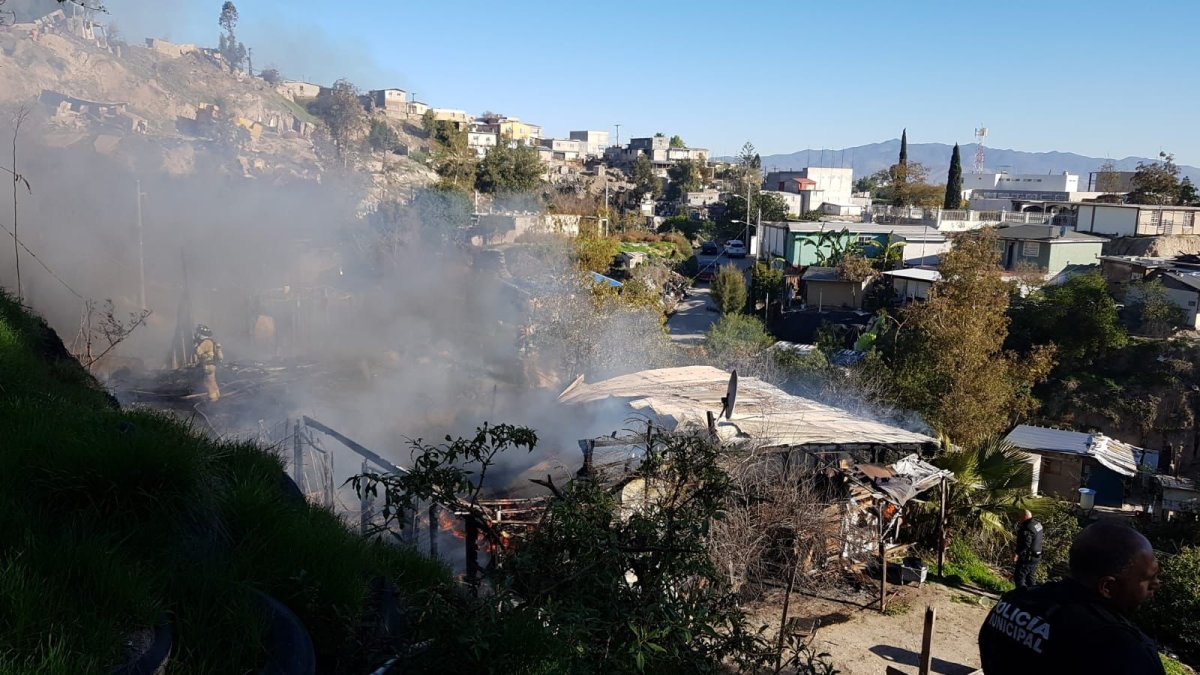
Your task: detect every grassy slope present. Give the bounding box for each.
[0,290,452,673]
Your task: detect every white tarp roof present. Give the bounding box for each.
[559,366,936,449]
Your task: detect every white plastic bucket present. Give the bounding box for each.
[1078,487,1096,510]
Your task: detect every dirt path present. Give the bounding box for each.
[747,582,992,675]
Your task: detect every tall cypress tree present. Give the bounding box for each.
[893,129,910,207]
[944,143,963,209]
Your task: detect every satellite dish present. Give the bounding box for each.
[721,369,738,420]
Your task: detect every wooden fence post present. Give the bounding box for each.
[879,500,887,613]
[919,605,936,675]
[937,477,947,578]
[292,419,305,495]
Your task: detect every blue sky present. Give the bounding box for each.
[106,0,1198,164]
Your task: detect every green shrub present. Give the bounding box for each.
[0,290,458,672]
[1161,653,1189,675]
[1140,546,1200,664]
[711,264,748,315]
[940,540,1014,594]
[1028,498,1082,582]
[707,314,773,363]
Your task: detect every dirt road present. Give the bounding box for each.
[748,582,991,675]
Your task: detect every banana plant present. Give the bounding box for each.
[875,232,907,271]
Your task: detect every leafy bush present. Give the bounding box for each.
[751,262,784,305]
[711,264,748,315]
[657,215,706,242]
[1125,279,1184,337]
[707,314,773,363]
[1161,653,1189,675]
[940,540,1014,594]
[1140,546,1200,664]
[367,118,401,152]
[356,425,778,673]
[1028,498,1082,582]
[575,234,620,274]
[661,232,693,259]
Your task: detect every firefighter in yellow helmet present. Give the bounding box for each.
[193,324,224,402]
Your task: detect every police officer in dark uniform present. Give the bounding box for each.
[978,521,1164,674]
[1013,509,1044,589]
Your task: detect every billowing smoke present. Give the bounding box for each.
[0,99,669,505]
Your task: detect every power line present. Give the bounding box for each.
[0,222,84,300]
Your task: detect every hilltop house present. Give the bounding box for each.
[467,130,499,157]
[605,135,709,175]
[1003,425,1156,507]
[278,80,322,101]
[475,114,542,145]
[568,130,610,158]
[995,225,1106,278]
[368,88,408,115]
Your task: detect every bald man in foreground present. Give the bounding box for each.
[978,521,1164,674]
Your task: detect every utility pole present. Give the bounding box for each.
[603,164,610,237]
[614,123,621,147]
[247,47,253,77]
[745,177,752,246]
[136,180,146,310]
[756,206,762,260]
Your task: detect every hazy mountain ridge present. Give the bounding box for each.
[753,140,1200,186]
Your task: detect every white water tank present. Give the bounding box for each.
[1079,487,1096,510]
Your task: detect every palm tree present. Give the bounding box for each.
[934,436,1032,543]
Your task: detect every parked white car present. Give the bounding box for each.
[724,240,747,258]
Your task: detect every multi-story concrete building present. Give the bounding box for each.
[569,130,610,158]
[763,168,854,212]
[475,114,542,145]
[539,138,585,161]
[963,171,1080,203]
[608,135,710,176]
[431,108,471,128]
[467,130,499,157]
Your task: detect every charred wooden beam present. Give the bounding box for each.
[302,416,406,475]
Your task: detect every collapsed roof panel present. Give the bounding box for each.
[558,366,937,450]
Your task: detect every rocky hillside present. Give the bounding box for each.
[0,18,434,201]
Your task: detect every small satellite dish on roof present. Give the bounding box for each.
[721,369,738,421]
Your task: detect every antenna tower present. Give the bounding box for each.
[973,126,988,173]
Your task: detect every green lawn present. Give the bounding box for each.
[619,241,677,257]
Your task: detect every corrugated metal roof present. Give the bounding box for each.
[1004,424,1152,477]
[1156,475,1197,491]
[995,225,1107,242]
[558,365,937,448]
[883,269,942,282]
[802,267,841,282]
[1163,271,1200,292]
[1004,425,1091,454]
